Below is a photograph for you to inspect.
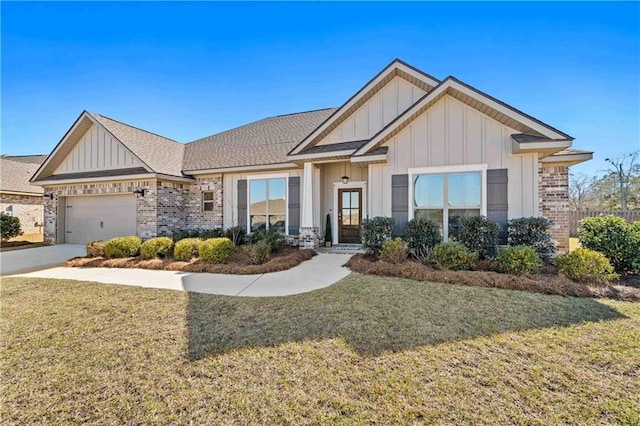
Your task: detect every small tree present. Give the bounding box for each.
[324,213,332,246]
[0,213,22,241]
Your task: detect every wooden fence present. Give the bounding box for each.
[569,210,640,237]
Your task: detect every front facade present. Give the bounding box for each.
[1,155,48,236]
[31,60,592,252]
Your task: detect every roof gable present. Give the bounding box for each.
[288,59,440,156]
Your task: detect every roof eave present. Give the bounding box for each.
[540,152,593,166]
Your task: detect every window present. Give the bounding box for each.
[249,177,286,233]
[413,171,482,241]
[202,191,214,211]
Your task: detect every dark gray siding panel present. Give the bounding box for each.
[487,169,508,243]
[288,177,300,235]
[391,174,409,236]
[237,179,247,230]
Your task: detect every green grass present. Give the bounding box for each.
[2,274,639,424]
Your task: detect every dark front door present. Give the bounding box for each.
[338,188,362,243]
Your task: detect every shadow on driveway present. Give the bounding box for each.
[186,274,626,360]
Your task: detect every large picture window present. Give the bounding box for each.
[413,171,482,241]
[249,177,286,233]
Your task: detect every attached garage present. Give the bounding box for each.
[64,195,136,244]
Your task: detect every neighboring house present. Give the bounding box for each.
[1,154,48,236]
[31,59,592,251]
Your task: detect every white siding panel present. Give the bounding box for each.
[447,99,464,165]
[484,120,503,169]
[465,109,483,164]
[428,101,446,166]
[397,79,414,115]
[412,113,429,167]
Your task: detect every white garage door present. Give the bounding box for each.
[65,195,137,244]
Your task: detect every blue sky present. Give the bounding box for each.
[2,1,638,175]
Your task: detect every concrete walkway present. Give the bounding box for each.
[0,244,85,275]
[10,253,354,297]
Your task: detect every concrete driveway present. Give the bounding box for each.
[0,244,85,275]
[11,253,354,297]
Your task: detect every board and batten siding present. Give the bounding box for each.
[317,76,427,146]
[368,95,539,220]
[54,124,143,174]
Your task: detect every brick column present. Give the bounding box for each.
[539,164,570,252]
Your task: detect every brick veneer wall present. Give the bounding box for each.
[539,164,570,252]
[185,176,224,231]
[0,194,44,234]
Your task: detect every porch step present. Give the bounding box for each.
[317,243,365,254]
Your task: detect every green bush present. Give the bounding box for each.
[250,228,285,253]
[0,213,22,240]
[380,238,408,264]
[404,217,441,260]
[86,241,106,257]
[140,237,174,259]
[199,228,224,239]
[579,216,640,274]
[173,229,224,242]
[242,240,271,265]
[104,236,142,258]
[199,237,235,264]
[173,238,203,262]
[224,226,247,246]
[556,248,618,284]
[431,242,477,271]
[491,245,542,275]
[508,217,555,258]
[362,216,394,257]
[458,215,500,259]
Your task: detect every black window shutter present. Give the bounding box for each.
[391,174,409,236]
[237,179,247,230]
[288,177,300,235]
[486,169,508,243]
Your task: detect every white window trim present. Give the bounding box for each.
[408,164,487,241]
[202,191,215,212]
[332,181,367,244]
[246,173,289,234]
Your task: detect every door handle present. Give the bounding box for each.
[100,221,104,228]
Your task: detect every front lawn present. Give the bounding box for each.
[1,275,639,424]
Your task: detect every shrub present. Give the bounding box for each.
[380,238,408,264]
[508,217,555,258]
[250,228,285,253]
[199,228,224,239]
[104,236,142,258]
[86,241,106,257]
[491,245,542,275]
[173,238,203,262]
[140,237,174,259]
[199,237,235,264]
[0,213,22,241]
[579,215,640,274]
[225,226,247,246]
[361,216,394,257]
[242,240,271,265]
[458,215,500,259]
[431,242,477,271]
[404,217,441,261]
[556,248,618,284]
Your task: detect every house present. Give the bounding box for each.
[30,59,592,252]
[1,154,48,237]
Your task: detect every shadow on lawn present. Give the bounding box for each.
[185,274,626,360]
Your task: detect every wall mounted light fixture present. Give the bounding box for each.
[341,161,349,184]
[133,188,146,197]
[42,193,54,200]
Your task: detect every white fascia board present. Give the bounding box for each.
[540,152,593,165]
[0,190,43,196]
[512,140,572,155]
[31,173,173,186]
[287,150,356,161]
[350,154,388,163]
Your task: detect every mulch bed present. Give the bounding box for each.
[346,254,640,302]
[64,247,316,275]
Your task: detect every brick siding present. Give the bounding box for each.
[538,164,570,252]
[0,193,44,235]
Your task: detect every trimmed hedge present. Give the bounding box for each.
[173,238,203,262]
[458,215,500,259]
[362,216,394,257]
[579,216,640,275]
[380,238,408,264]
[86,241,106,257]
[508,217,555,258]
[140,237,174,259]
[431,242,477,271]
[0,213,22,240]
[491,245,542,276]
[104,236,142,258]
[199,237,235,264]
[556,248,618,284]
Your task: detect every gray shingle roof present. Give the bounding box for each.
[300,140,368,155]
[1,154,48,165]
[33,167,149,182]
[90,113,186,177]
[511,133,571,143]
[1,157,44,194]
[183,108,337,171]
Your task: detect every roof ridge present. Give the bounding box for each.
[90,112,182,144]
[274,107,337,118]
